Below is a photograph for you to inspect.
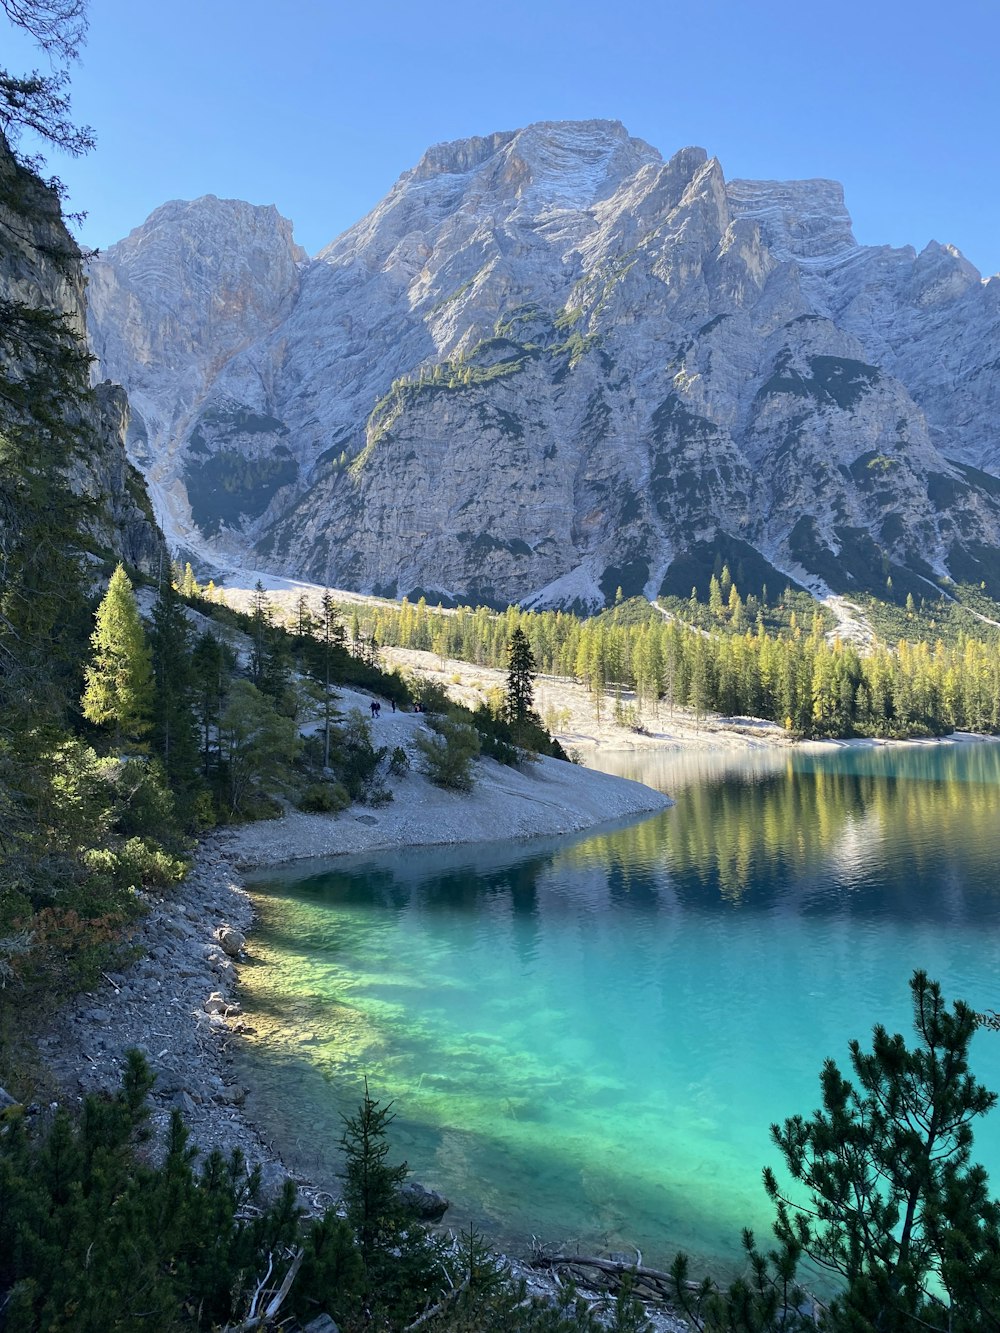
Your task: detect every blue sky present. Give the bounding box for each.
[6,0,999,275]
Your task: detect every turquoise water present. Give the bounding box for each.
[238,742,1000,1277]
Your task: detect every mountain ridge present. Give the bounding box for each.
[86,119,1000,610]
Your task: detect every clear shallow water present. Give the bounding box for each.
[238,742,1000,1278]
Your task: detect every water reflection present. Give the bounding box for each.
[238,742,1000,1277]
[253,741,1000,924]
[592,742,1000,913]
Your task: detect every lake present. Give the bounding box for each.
[237,741,1000,1279]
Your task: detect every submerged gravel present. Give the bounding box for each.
[39,740,683,1328]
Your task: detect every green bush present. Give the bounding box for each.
[414,717,480,791]
[0,1056,662,1332]
[109,758,181,843]
[408,676,451,714]
[83,837,187,891]
[0,1052,301,1332]
[298,781,351,813]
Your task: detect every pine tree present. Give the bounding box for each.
[81,564,154,746]
[292,591,314,671]
[505,625,536,725]
[220,680,300,815]
[191,629,231,778]
[765,970,1000,1328]
[709,574,724,621]
[248,581,273,688]
[178,561,197,598]
[247,580,290,702]
[339,1081,440,1325]
[317,590,344,768]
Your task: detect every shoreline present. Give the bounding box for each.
[224,751,671,871]
[37,727,997,1329]
[39,749,684,1325]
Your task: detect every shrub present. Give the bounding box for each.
[408,676,450,714]
[298,781,351,814]
[414,717,480,791]
[330,710,389,802]
[0,1058,658,1332]
[0,1051,301,1332]
[82,837,186,891]
[388,745,410,777]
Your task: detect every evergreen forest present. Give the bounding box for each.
[342,578,1000,740]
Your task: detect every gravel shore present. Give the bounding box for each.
[226,753,670,870]
[44,741,667,1156]
[40,738,683,1324]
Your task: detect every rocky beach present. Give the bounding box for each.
[35,717,678,1298]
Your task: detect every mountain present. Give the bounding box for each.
[86,120,1000,609]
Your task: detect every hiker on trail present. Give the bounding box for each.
[370,700,377,718]
[391,699,396,713]
[375,701,381,716]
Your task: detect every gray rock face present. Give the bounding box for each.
[0,133,162,573]
[86,196,307,556]
[86,120,1000,607]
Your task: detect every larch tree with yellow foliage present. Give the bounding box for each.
[81,564,154,746]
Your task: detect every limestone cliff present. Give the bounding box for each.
[86,121,1000,607]
[0,130,162,572]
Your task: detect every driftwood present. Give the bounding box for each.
[222,1247,304,1331]
[528,1252,703,1295]
[530,1253,824,1332]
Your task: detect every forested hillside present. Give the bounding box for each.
[335,578,1000,740]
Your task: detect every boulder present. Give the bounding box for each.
[203,992,228,1015]
[303,1317,340,1333]
[215,926,246,958]
[399,1181,449,1221]
[151,1067,184,1096]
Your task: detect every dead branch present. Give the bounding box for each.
[403,1272,471,1331]
[527,1252,704,1294]
[222,1247,304,1331]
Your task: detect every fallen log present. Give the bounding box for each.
[527,1253,705,1294]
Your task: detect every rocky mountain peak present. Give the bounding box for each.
[89,194,305,342]
[87,194,305,473]
[409,129,519,181]
[86,120,1000,608]
[908,239,982,304]
[493,119,661,206]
